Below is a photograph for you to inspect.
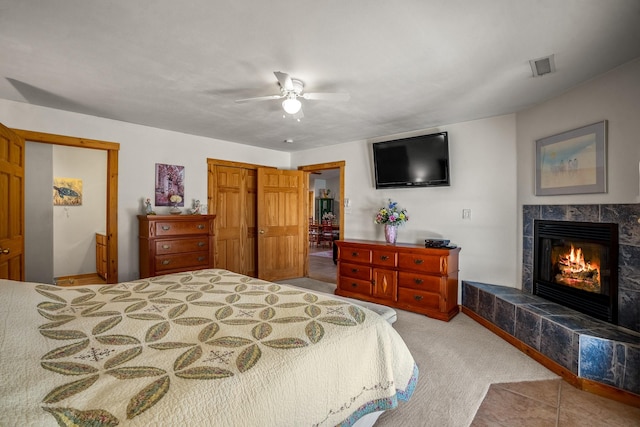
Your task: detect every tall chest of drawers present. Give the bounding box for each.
[138,215,216,279]
[335,239,461,321]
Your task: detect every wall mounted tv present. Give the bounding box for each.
[372,131,450,188]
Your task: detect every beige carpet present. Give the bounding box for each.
[279,278,559,427]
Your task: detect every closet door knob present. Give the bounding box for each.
[0,248,9,255]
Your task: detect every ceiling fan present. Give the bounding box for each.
[235,71,350,119]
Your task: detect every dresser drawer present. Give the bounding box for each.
[398,253,445,274]
[154,221,209,237]
[155,252,210,272]
[339,262,371,281]
[398,288,440,311]
[371,249,397,268]
[338,276,372,296]
[155,238,209,255]
[398,271,441,292]
[340,247,372,263]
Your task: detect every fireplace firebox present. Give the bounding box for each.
[533,220,618,323]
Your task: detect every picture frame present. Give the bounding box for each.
[53,177,83,206]
[155,163,185,206]
[535,120,607,196]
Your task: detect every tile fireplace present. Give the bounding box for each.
[524,204,639,333]
[462,204,640,400]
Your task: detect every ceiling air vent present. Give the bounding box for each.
[529,54,556,77]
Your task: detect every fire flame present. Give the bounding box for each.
[562,245,590,272]
[556,244,600,289]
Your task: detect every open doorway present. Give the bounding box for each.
[298,161,345,284]
[12,129,119,284]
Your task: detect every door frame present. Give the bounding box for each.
[11,129,120,283]
[297,161,345,240]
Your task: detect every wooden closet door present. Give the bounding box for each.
[210,164,257,277]
[0,123,25,280]
[257,168,307,282]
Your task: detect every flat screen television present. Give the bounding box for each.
[372,131,450,188]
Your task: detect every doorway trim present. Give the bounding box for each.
[11,129,119,283]
[298,161,345,240]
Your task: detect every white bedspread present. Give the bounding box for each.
[0,269,417,426]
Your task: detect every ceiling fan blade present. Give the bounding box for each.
[235,94,283,103]
[302,92,350,101]
[274,71,294,91]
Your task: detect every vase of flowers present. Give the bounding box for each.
[322,212,336,224]
[374,199,408,244]
[169,194,182,215]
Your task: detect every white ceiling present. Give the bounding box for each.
[1,1,639,152]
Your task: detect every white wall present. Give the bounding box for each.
[52,145,107,277]
[25,142,53,283]
[516,57,640,284]
[0,99,290,280]
[292,115,519,289]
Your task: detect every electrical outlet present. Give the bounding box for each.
[462,209,471,220]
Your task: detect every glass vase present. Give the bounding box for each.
[384,224,398,244]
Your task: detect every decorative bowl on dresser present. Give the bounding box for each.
[335,239,461,321]
[138,215,215,279]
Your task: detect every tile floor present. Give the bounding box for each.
[471,379,640,426]
[307,247,640,425]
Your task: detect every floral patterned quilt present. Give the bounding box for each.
[0,269,417,426]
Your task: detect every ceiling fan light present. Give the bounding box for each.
[282,97,301,114]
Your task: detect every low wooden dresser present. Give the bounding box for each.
[138,215,216,279]
[335,239,461,321]
[95,232,108,280]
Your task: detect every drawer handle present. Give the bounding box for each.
[162,225,171,231]
[413,295,423,301]
[197,256,205,262]
[197,224,205,229]
[351,268,359,273]
[351,252,359,257]
[197,241,205,247]
[414,278,423,284]
[162,260,171,265]
[162,244,171,249]
[414,259,424,265]
[380,255,389,261]
[351,283,358,288]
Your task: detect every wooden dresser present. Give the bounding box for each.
[95,232,108,280]
[335,239,461,321]
[138,215,216,279]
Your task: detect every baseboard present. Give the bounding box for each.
[461,305,640,408]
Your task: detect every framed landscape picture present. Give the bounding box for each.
[535,121,607,196]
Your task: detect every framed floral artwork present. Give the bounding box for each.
[155,163,184,206]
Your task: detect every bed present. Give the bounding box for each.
[0,269,417,426]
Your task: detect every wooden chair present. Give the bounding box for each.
[309,223,320,247]
[320,223,334,248]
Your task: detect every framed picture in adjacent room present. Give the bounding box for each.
[53,177,82,206]
[535,120,607,196]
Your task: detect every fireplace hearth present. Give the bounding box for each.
[534,220,618,323]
